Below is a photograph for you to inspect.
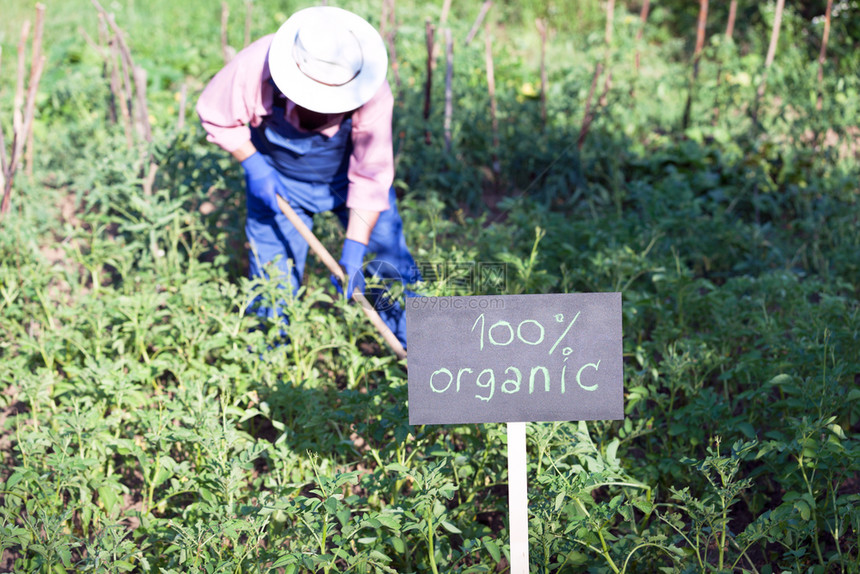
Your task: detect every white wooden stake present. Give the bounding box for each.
[507,421,529,573]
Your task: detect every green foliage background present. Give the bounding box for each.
[1,0,858,572]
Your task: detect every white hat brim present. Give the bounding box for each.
[268,7,388,114]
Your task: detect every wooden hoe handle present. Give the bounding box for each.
[276,196,408,360]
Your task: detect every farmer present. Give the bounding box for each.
[196,6,418,347]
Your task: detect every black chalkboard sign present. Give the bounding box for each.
[406,293,623,425]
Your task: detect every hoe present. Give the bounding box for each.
[276,195,408,360]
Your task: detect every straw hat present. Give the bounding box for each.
[268,7,388,114]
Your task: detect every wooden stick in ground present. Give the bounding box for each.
[693,0,708,72]
[275,195,407,360]
[432,0,452,67]
[221,2,232,64]
[24,4,45,177]
[578,62,603,150]
[12,21,29,146]
[598,70,613,108]
[133,65,158,196]
[0,48,7,189]
[91,3,138,144]
[380,0,390,41]
[816,0,833,110]
[726,0,737,40]
[133,66,152,145]
[2,18,45,218]
[465,0,492,46]
[17,57,45,182]
[713,0,738,124]
[97,11,108,51]
[91,14,121,126]
[579,0,614,147]
[109,36,134,149]
[682,0,708,130]
[382,0,400,89]
[424,19,434,145]
[91,2,136,87]
[443,28,453,152]
[754,0,785,120]
[535,18,548,125]
[177,82,188,132]
[244,0,253,48]
[484,19,500,181]
[439,0,451,28]
[78,26,101,54]
[92,1,156,174]
[3,58,45,217]
[630,0,650,100]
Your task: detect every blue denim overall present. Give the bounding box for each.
[245,94,417,347]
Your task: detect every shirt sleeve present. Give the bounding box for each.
[346,80,395,212]
[196,35,276,153]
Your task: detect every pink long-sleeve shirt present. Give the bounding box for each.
[196,34,394,212]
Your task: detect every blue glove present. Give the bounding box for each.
[241,152,288,214]
[333,239,367,299]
